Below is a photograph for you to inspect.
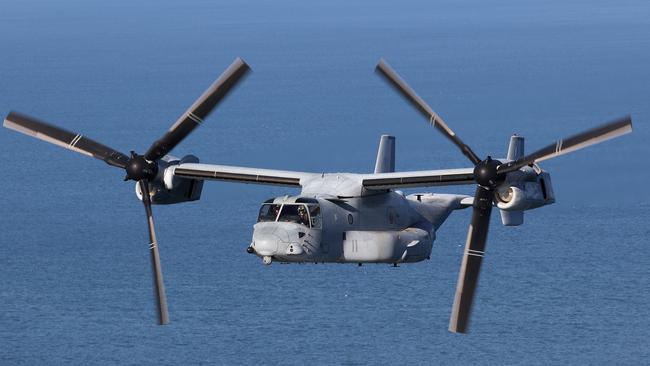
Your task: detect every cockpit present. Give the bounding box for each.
[257,203,321,228]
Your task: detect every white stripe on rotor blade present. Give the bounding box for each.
[188,112,203,124]
[149,242,157,250]
[467,250,484,257]
[70,134,82,147]
[429,114,437,128]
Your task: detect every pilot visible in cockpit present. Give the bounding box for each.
[270,204,280,219]
[297,205,309,227]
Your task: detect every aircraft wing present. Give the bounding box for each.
[361,168,475,190]
[172,163,313,187]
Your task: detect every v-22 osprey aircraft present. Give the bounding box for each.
[3,58,632,333]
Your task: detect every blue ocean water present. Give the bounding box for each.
[1,0,649,364]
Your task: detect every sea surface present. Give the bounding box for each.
[1,1,649,365]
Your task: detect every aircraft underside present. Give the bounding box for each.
[265,226,435,265]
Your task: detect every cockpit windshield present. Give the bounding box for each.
[278,204,310,226]
[257,203,321,228]
[257,204,281,222]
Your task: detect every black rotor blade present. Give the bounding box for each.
[138,180,170,325]
[145,58,251,161]
[4,111,130,168]
[497,116,632,175]
[375,59,482,165]
[449,186,494,334]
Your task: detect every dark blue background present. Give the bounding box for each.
[1,1,648,364]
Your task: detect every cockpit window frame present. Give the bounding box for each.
[257,203,322,229]
[308,204,321,229]
[257,203,281,223]
[277,204,310,227]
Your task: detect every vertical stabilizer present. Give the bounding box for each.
[374,135,395,173]
[501,135,524,226]
[506,135,525,161]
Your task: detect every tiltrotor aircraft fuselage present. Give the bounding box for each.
[3,58,632,333]
[170,140,552,268]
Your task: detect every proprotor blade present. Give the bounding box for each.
[375,59,482,165]
[138,180,169,325]
[449,186,494,333]
[3,112,130,168]
[145,57,251,161]
[497,116,632,175]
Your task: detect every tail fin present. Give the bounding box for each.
[500,135,524,226]
[374,135,395,173]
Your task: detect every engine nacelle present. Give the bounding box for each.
[496,170,555,211]
[135,155,204,205]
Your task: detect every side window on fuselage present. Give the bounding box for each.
[309,205,321,229]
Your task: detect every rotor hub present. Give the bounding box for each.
[125,152,158,181]
[473,157,504,188]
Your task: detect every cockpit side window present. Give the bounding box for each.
[278,204,311,227]
[258,204,281,222]
[308,205,321,229]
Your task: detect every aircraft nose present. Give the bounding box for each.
[252,224,282,256]
[252,224,296,256]
[253,236,278,256]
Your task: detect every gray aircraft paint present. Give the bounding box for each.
[166,135,554,266]
[500,136,525,226]
[252,191,467,264]
[374,135,395,173]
